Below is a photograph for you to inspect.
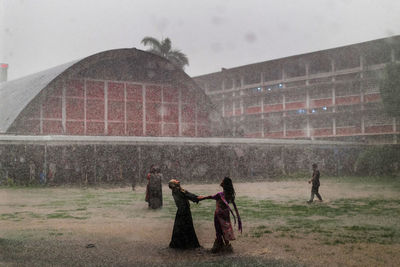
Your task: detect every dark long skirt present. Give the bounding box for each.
[149,186,162,209]
[169,208,200,249]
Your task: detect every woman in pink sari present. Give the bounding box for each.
[199,177,242,253]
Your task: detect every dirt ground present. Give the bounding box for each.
[1,180,400,266]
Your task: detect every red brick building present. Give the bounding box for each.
[0,48,222,137]
[194,35,400,144]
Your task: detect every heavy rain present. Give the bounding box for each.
[1,0,400,266]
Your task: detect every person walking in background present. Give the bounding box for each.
[148,166,163,209]
[168,179,201,249]
[198,177,242,253]
[307,163,323,203]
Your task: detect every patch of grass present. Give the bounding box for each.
[235,197,400,220]
[276,226,292,232]
[251,225,273,238]
[48,232,63,236]
[46,211,88,220]
[46,200,67,207]
[0,211,43,221]
[244,197,400,245]
[0,213,19,221]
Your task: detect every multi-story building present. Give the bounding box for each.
[194,36,400,144]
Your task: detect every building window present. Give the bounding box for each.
[364,42,392,66]
[364,114,392,126]
[309,54,332,74]
[208,77,223,92]
[224,100,233,111]
[336,104,361,113]
[334,47,360,70]
[264,93,282,105]
[246,120,262,133]
[265,116,283,132]
[233,100,241,109]
[234,77,242,88]
[335,82,360,96]
[283,60,306,78]
[285,89,306,102]
[309,85,332,99]
[336,114,361,127]
[264,67,282,82]
[223,78,233,90]
[286,117,307,130]
[364,102,383,110]
[244,72,261,85]
[245,97,261,107]
[310,116,332,129]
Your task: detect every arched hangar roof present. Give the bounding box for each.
[0,61,77,133]
[0,48,218,134]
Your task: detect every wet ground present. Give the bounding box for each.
[1,178,399,266]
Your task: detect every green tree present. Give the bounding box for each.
[141,36,189,70]
[380,63,400,117]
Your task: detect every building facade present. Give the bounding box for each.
[194,36,400,144]
[0,48,222,137]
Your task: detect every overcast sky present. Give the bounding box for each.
[1,0,400,81]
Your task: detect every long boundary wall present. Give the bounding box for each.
[0,135,367,186]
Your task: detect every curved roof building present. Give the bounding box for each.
[0,48,223,137]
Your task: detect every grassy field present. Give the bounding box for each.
[0,176,399,266]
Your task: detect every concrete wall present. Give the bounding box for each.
[0,136,365,186]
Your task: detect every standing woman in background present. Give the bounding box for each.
[148,166,163,209]
[145,165,155,205]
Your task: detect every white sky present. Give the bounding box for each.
[1,0,400,81]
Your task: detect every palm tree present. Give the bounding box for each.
[141,36,189,70]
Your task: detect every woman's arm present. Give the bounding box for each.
[184,190,200,203]
[198,193,218,201]
[197,195,212,201]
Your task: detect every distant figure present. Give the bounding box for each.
[145,165,156,204]
[48,162,57,184]
[148,166,163,209]
[131,161,138,191]
[198,177,242,253]
[29,161,36,184]
[168,179,201,249]
[307,163,323,203]
[39,171,46,185]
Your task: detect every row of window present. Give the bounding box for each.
[205,63,386,93]
[243,113,395,132]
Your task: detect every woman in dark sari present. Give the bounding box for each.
[145,165,156,204]
[199,177,242,253]
[168,179,201,249]
[148,167,163,209]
